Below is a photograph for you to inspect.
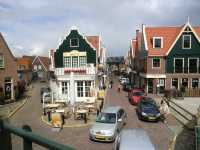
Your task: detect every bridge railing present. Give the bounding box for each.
[0,119,75,150]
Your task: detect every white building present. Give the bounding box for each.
[49,27,105,105]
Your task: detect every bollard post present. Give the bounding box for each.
[22,125,32,150]
[0,119,12,150]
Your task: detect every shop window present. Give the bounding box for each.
[192,78,199,88]
[182,78,188,88]
[85,81,91,97]
[172,78,178,89]
[62,82,68,95]
[77,81,83,97]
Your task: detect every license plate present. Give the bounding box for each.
[96,135,104,139]
[148,117,155,120]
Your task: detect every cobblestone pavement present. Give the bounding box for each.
[9,79,178,150]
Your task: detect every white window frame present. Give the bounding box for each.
[38,65,42,70]
[182,35,191,49]
[63,56,71,67]
[174,58,184,73]
[61,81,68,95]
[85,81,91,97]
[72,56,78,68]
[0,54,4,68]
[79,56,87,67]
[77,81,84,97]
[152,58,160,68]
[171,78,179,89]
[34,65,37,70]
[70,38,79,47]
[188,57,199,73]
[153,37,163,49]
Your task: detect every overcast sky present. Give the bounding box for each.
[0,0,200,57]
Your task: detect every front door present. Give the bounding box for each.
[147,79,153,94]
[4,82,11,99]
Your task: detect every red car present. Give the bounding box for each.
[128,89,146,105]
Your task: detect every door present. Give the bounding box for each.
[147,79,153,94]
[4,82,11,99]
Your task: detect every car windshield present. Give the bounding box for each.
[141,100,157,108]
[96,113,116,124]
[133,92,144,96]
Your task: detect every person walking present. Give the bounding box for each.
[159,99,170,122]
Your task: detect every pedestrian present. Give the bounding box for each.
[110,80,113,88]
[118,84,121,92]
[159,99,170,122]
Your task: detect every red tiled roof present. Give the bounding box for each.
[39,56,50,71]
[86,36,100,57]
[17,57,32,70]
[144,25,200,56]
[145,27,182,56]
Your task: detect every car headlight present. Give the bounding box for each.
[142,112,147,116]
[90,129,95,135]
[103,130,114,136]
[156,113,161,117]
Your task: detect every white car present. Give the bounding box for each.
[120,78,129,85]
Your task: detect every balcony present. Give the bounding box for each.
[55,66,96,76]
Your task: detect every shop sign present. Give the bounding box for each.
[64,69,86,74]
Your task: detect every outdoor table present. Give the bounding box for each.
[55,109,65,113]
[44,104,60,109]
[84,104,95,112]
[75,109,88,123]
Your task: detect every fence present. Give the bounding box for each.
[185,88,200,97]
[0,119,75,150]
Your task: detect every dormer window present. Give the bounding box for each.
[182,35,191,49]
[153,37,163,49]
[70,38,79,47]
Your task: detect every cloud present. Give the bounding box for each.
[0,0,200,57]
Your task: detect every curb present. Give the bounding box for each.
[41,116,94,128]
[6,98,28,119]
[168,134,177,150]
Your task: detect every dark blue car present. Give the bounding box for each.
[137,97,161,122]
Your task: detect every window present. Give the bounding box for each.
[192,78,199,88]
[172,78,178,89]
[182,35,191,49]
[70,38,79,47]
[182,78,188,88]
[72,56,78,67]
[153,37,162,49]
[152,58,160,68]
[38,65,42,70]
[34,65,37,70]
[64,57,71,67]
[174,58,184,73]
[77,81,83,97]
[62,82,68,94]
[19,65,25,70]
[85,81,91,97]
[79,56,86,67]
[0,54,4,68]
[189,58,198,73]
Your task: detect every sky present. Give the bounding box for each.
[0,0,200,57]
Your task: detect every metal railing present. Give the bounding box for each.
[0,119,75,150]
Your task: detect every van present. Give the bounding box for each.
[113,129,155,150]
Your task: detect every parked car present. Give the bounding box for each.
[40,86,51,103]
[137,97,161,122]
[113,129,155,150]
[120,78,129,85]
[128,90,145,105]
[89,106,127,142]
[122,83,132,92]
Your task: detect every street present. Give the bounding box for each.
[10,79,174,150]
